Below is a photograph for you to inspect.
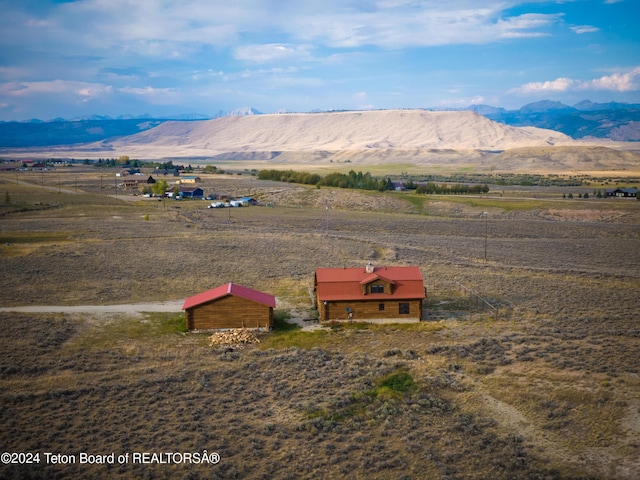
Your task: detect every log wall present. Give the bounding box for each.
[318,299,422,322]
[186,296,273,330]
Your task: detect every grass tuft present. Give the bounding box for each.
[372,371,416,400]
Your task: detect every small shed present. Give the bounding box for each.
[182,283,276,330]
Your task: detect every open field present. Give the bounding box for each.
[0,170,639,479]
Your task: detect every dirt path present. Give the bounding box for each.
[479,391,639,479]
[0,301,184,314]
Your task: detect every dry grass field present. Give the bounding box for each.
[0,169,639,479]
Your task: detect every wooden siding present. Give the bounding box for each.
[318,299,422,322]
[186,295,273,330]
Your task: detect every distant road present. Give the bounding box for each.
[0,301,184,314]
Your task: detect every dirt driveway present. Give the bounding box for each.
[0,301,184,315]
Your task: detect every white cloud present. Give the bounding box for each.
[118,86,173,96]
[513,77,577,93]
[511,67,640,94]
[1,80,113,98]
[438,95,487,106]
[352,91,373,109]
[294,8,560,48]
[570,25,600,34]
[584,67,640,92]
[5,0,563,56]
[233,44,312,64]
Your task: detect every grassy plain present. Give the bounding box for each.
[0,168,639,479]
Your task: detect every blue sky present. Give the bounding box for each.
[0,0,638,120]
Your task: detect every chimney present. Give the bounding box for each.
[365,262,375,274]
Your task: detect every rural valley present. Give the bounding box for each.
[0,161,639,479]
[2,0,640,475]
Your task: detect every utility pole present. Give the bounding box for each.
[325,204,329,233]
[482,212,488,264]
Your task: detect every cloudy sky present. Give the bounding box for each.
[0,0,638,120]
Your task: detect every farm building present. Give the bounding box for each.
[606,187,638,198]
[178,175,201,184]
[178,186,204,199]
[182,283,276,331]
[121,175,156,189]
[314,263,425,323]
[238,196,258,205]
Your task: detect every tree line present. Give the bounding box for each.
[257,169,393,191]
[258,169,489,195]
[414,182,489,195]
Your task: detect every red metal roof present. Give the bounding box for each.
[315,266,424,302]
[182,283,276,310]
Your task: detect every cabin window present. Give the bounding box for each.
[370,284,384,294]
[378,303,385,311]
[399,303,410,314]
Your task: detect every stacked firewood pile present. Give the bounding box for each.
[209,329,261,347]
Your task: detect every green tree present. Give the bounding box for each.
[151,179,169,197]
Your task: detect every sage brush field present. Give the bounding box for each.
[0,172,639,479]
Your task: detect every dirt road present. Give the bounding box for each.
[0,301,184,314]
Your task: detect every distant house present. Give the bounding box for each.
[178,186,204,199]
[606,187,638,198]
[0,161,22,171]
[178,175,201,184]
[121,175,156,189]
[238,197,258,206]
[314,263,425,323]
[182,283,276,330]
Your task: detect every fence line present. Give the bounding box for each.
[424,280,502,320]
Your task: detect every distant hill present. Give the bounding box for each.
[102,110,574,152]
[469,99,640,141]
[2,99,639,149]
[4,109,639,174]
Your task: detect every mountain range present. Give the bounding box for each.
[0,100,638,149]
[468,100,640,141]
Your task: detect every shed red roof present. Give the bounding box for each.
[315,266,424,302]
[182,283,276,310]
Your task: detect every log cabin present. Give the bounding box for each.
[314,263,425,323]
[182,283,276,331]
